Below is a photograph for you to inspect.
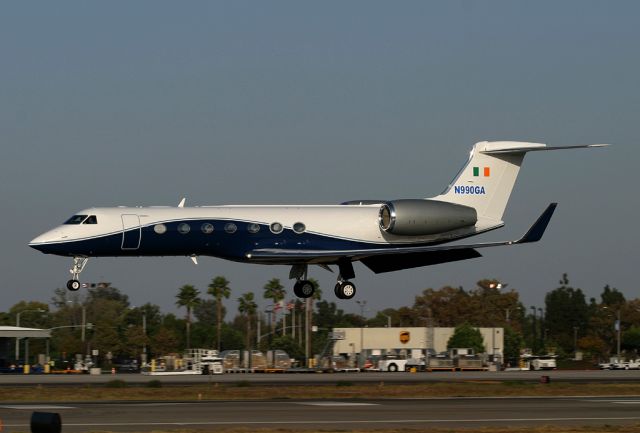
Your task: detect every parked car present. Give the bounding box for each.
[116,359,140,373]
[612,360,640,370]
[377,355,407,372]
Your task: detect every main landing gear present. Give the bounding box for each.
[66,257,88,291]
[334,280,356,300]
[289,264,315,299]
[289,260,357,300]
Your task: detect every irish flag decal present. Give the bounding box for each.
[473,167,490,177]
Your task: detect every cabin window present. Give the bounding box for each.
[154,224,167,234]
[201,223,214,234]
[247,223,260,234]
[270,222,283,234]
[293,222,306,234]
[177,223,191,234]
[83,215,98,224]
[64,215,88,225]
[224,222,237,234]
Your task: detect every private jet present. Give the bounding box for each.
[29,141,606,300]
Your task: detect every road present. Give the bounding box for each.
[1,369,640,385]
[2,397,640,432]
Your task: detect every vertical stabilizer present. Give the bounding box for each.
[433,141,607,221]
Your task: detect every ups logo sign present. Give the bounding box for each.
[399,331,410,344]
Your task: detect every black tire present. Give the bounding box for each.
[294,280,315,298]
[337,281,356,300]
[388,363,398,372]
[67,279,81,291]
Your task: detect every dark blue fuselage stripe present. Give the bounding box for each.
[32,219,432,260]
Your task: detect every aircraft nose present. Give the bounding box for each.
[29,228,67,252]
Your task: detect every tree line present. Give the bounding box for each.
[1,274,638,366]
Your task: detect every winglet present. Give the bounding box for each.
[515,203,557,244]
[178,197,186,208]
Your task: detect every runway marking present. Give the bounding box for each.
[4,416,640,428]
[589,400,640,404]
[0,405,75,410]
[297,402,379,406]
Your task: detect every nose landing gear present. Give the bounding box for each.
[67,257,88,291]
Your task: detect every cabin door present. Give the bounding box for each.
[121,214,141,250]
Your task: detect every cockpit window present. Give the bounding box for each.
[64,215,88,225]
[83,215,98,224]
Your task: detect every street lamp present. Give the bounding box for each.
[538,308,545,350]
[15,308,45,363]
[382,313,392,328]
[602,306,622,360]
[356,300,367,368]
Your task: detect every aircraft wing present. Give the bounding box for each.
[246,203,557,267]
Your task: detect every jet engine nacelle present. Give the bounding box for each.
[378,199,477,236]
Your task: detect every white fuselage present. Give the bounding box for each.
[29,204,492,264]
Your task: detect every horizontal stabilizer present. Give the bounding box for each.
[481,143,609,154]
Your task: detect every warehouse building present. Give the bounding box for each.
[332,326,503,357]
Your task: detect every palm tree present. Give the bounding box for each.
[238,292,258,360]
[207,276,231,351]
[175,284,200,349]
[263,278,285,340]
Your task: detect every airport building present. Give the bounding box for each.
[332,326,504,357]
[0,326,51,368]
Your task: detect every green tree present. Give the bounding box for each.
[151,327,179,355]
[503,325,525,362]
[86,283,129,307]
[447,323,485,354]
[193,299,218,328]
[208,276,231,351]
[622,326,640,353]
[544,274,589,353]
[271,335,304,360]
[175,284,200,349]
[601,284,625,307]
[238,292,258,353]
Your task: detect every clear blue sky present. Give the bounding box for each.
[1,1,636,318]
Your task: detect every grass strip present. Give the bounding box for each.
[1,381,640,402]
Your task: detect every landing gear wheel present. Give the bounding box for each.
[293,280,315,298]
[335,281,356,300]
[67,279,81,291]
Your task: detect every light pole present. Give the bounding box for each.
[15,308,45,363]
[530,306,537,352]
[538,308,545,351]
[356,300,367,368]
[602,306,622,361]
[616,309,621,360]
[142,311,147,366]
[382,313,392,328]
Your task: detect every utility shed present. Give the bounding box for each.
[0,326,51,367]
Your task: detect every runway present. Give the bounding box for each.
[1,369,640,385]
[2,397,640,432]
